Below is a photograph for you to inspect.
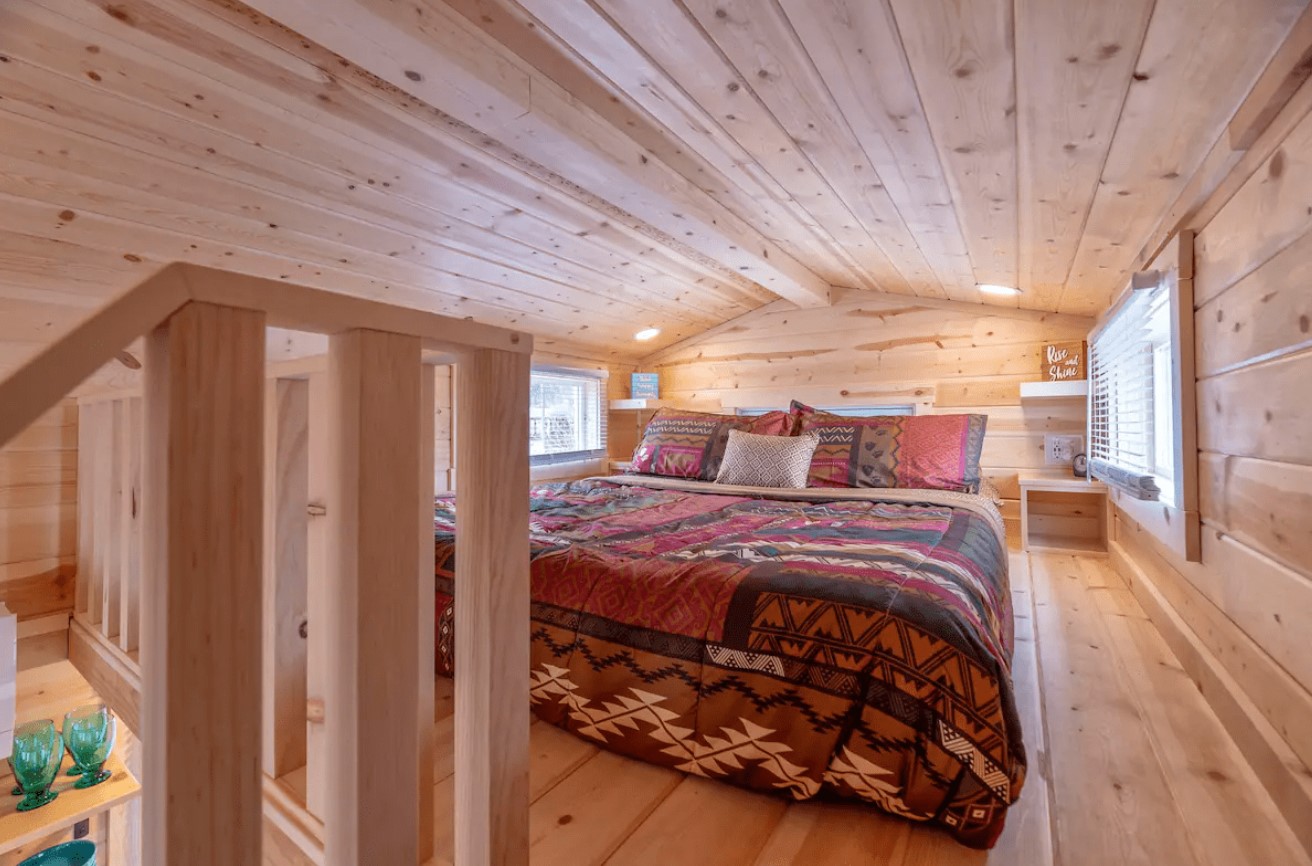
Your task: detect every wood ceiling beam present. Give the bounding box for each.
[1229,3,1312,151]
[235,0,833,308]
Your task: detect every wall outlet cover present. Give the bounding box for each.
[1044,434,1084,466]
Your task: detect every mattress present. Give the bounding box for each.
[433,476,1025,848]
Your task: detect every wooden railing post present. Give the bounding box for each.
[322,329,424,865]
[141,301,266,865]
[455,349,531,866]
[304,370,329,821]
[118,397,142,654]
[418,363,437,861]
[262,378,310,779]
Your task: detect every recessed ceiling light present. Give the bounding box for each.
[634,327,661,341]
[978,284,1022,296]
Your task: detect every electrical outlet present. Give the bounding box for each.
[1044,434,1083,466]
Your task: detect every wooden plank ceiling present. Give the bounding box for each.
[0,0,1304,375]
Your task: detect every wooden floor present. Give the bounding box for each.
[264,552,1310,866]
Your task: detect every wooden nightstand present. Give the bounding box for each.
[1019,474,1109,555]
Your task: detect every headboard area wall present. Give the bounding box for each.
[632,288,1096,542]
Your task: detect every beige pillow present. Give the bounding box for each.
[714,430,820,488]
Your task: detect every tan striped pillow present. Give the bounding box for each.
[714,430,820,488]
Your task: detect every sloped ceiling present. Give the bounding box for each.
[0,0,1304,378]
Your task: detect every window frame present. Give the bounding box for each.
[1088,230,1201,561]
[528,364,608,469]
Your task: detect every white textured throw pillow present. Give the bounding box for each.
[714,430,820,488]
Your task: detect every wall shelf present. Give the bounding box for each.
[610,398,667,411]
[1020,380,1088,400]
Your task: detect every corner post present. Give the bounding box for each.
[142,301,266,865]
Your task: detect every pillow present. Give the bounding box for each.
[791,401,988,492]
[629,408,751,480]
[628,407,799,481]
[715,430,820,488]
[745,410,794,437]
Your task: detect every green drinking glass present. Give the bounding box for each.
[11,719,63,812]
[62,705,115,790]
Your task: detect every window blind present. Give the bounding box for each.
[529,366,608,467]
[1088,279,1170,499]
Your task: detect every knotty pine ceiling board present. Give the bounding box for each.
[0,0,1305,377]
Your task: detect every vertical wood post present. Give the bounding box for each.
[89,400,110,627]
[142,301,265,866]
[75,404,93,617]
[304,370,330,820]
[454,349,531,866]
[102,400,123,640]
[118,397,142,654]
[322,329,423,865]
[418,364,437,862]
[262,378,310,778]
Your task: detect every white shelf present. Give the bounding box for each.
[610,398,666,411]
[1020,380,1088,400]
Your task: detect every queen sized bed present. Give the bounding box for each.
[433,475,1025,848]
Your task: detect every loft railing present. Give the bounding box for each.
[0,263,533,866]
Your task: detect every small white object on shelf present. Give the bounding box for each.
[1019,380,1088,399]
[0,603,13,761]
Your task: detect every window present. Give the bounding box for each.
[529,367,607,467]
[1088,274,1177,505]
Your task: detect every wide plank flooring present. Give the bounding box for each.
[267,552,1309,866]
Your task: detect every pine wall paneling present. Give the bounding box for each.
[1110,75,1312,854]
[0,401,77,656]
[641,289,1095,542]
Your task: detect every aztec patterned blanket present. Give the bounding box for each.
[433,477,1025,848]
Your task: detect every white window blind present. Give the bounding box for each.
[529,367,607,467]
[1088,278,1173,502]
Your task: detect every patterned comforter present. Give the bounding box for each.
[433,476,1025,848]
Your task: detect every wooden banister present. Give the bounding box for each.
[25,264,534,866]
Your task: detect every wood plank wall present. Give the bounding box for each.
[1110,79,1312,849]
[638,289,1094,537]
[0,400,76,621]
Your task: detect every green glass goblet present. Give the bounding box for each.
[11,719,63,812]
[62,704,116,789]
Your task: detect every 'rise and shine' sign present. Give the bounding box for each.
[1042,341,1087,381]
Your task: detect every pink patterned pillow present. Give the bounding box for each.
[629,408,751,480]
[745,410,794,436]
[629,408,797,481]
[791,402,987,492]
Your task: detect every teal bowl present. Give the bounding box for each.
[17,841,95,866]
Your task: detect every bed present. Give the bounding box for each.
[433,474,1026,848]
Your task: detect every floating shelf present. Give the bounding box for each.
[610,398,667,411]
[1019,380,1088,400]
